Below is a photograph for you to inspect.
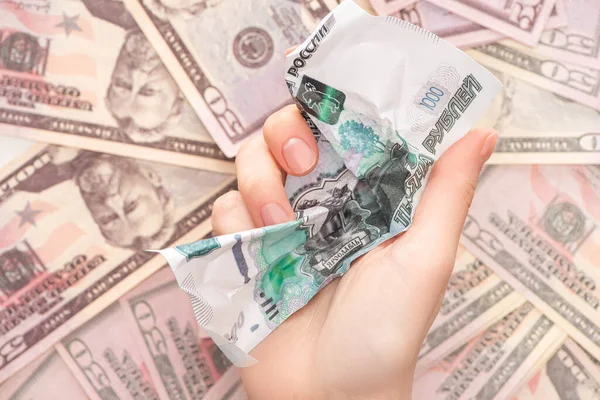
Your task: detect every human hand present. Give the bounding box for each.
[211,104,497,399]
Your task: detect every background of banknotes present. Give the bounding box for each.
[0,0,599,399]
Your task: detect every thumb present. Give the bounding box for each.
[401,128,498,268]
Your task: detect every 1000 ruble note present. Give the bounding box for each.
[461,165,600,362]
[0,1,233,173]
[0,144,234,382]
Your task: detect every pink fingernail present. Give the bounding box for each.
[261,203,289,226]
[480,130,498,160]
[283,138,316,175]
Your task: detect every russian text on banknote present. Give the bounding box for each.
[157,0,502,367]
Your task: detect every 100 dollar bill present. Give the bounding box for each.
[0,144,234,382]
[461,165,600,362]
[0,0,233,173]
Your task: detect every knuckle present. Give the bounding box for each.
[212,191,243,218]
[238,176,268,199]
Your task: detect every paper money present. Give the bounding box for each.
[56,302,160,400]
[121,0,333,157]
[158,0,502,366]
[413,302,567,400]
[393,2,566,49]
[461,165,600,362]
[426,0,557,46]
[514,0,600,70]
[0,0,233,173]
[513,338,600,400]
[0,137,34,169]
[120,268,236,400]
[416,245,526,377]
[0,144,235,382]
[475,69,600,164]
[203,368,247,400]
[0,351,89,399]
[470,42,600,112]
[371,0,417,16]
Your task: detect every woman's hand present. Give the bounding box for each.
[211,104,497,400]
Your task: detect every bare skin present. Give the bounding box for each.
[210,100,498,400]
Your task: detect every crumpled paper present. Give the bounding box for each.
[157,0,502,367]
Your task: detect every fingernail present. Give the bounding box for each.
[283,138,316,175]
[480,130,498,160]
[261,203,289,226]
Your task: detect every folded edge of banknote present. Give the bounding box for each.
[156,0,502,367]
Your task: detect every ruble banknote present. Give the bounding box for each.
[158,0,502,366]
[0,0,233,173]
[413,302,567,400]
[513,338,600,400]
[0,144,234,382]
[461,165,600,362]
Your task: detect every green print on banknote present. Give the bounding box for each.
[250,109,427,325]
[176,237,221,261]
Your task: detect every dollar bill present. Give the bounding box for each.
[56,302,160,400]
[461,165,600,362]
[0,0,234,173]
[0,137,34,169]
[509,0,600,70]
[393,1,566,49]
[413,302,567,400]
[121,0,333,157]
[474,69,600,164]
[370,0,417,16]
[416,245,526,377]
[0,351,89,399]
[425,0,558,46]
[469,42,600,112]
[120,268,236,400]
[514,338,600,400]
[0,144,235,382]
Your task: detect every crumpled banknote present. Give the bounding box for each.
[157,0,502,367]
